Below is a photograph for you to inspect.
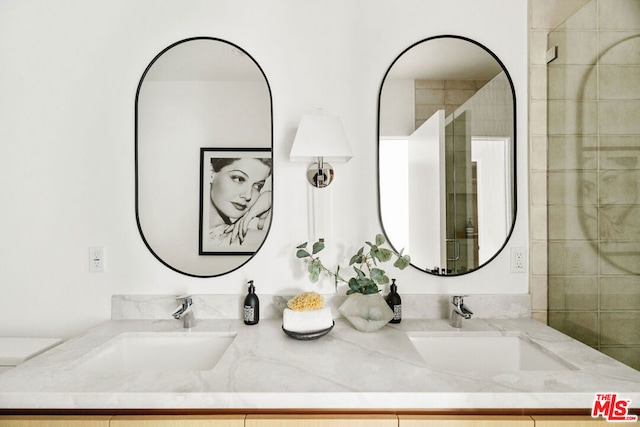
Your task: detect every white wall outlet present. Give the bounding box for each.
[510,247,526,273]
[89,246,105,273]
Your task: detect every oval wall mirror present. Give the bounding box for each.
[378,35,516,276]
[136,37,273,277]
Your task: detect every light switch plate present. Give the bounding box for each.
[89,246,105,273]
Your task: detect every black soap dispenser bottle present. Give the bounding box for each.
[243,280,259,325]
[386,279,402,323]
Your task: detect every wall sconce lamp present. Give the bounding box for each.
[290,113,353,188]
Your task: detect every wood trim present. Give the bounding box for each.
[398,415,534,426]
[0,415,112,426]
[0,408,605,417]
[245,414,398,427]
[110,415,246,427]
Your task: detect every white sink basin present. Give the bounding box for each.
[75,332,236,373]
[407,332,574,372]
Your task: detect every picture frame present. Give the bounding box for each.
[199,147,273,255]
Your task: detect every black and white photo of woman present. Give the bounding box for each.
[205,156,272,251]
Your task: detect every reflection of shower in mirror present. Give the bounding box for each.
[378,35,516,276]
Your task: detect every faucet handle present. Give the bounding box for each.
[451,295,468,305]
[176,295,193,302]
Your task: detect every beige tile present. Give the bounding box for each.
[548,311,598,346]
[599,32,640,65]
[599,241,640,275]
[530,135,548,171]
[531,240,549,276]
[530,275,549,311]
[548,276,598,310]
[599,136,640,169]
[547,170,597,205]
[415,79,444,89]
[599,100,640,134]
[470,102,512,122]
[558,0,596,30]
[598,0,640,31]
[530,171,547,206]
[415,88,444,105]
[548,205,598,240]
[601,312,640,345]
[547,64,596,100]
[529,100,547,136]
[530,205,548,240]
[548,240,599,276]
[601,276,640,310]
[530,65,548,100]
[548,31,598,65]
[547,136,597,170]
[548,100,597,135]
[599,65,640,100]
[597,169,640,205]
[529,0,592,30]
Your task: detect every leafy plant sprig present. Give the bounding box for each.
[296,234,411,295]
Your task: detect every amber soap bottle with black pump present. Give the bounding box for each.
[386,279,402,323]
[243,280,259,325]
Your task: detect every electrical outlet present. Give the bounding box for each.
[511,247,526,273]
[89,246,105,273]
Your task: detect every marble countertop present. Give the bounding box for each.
[0,337,62,366]
[0,317,639,410]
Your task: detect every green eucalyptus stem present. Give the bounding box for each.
[295,234,411,295]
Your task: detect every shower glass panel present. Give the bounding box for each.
[445,112,478,274]
[547,0,640,371]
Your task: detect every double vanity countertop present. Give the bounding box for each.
[1,316,639,411]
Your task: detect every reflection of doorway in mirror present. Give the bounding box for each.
[472,137,511,265]
[380,109,447,271]
[408,110,446,269]
[379,139,410,253]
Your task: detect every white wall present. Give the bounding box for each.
[407,110,447,269]
[0,0,528,338]
[379,79,415,136]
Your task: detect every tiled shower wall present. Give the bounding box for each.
[544,0,640,371]
[529,0,592,325]
[414,79,488,129]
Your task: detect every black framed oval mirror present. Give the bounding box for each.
[136,37,273,277]
[378,35,516,276]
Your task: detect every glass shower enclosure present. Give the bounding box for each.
[547,0,640,370]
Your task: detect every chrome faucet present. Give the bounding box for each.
[172,295,195,328]
[449,295,473,328]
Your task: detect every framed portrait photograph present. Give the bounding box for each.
[199,148,273,255]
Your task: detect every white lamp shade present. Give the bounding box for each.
[290,114,353,163]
